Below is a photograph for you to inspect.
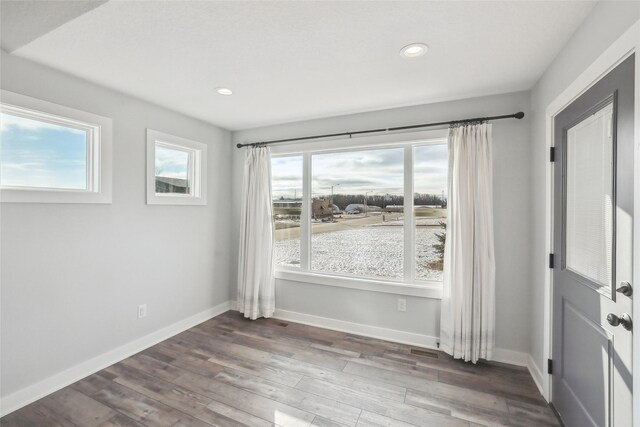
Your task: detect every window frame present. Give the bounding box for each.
[0,90,113,204]
[270,129,448,298]
[146,128,207,206]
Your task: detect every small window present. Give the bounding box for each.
[0,90,112,203]
[146,129,207,205]
[155,144,193,195]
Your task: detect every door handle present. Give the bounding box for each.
[607,313,633,331]
[617,282,633,297]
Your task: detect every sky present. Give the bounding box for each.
[271,144,448,200]
[0,112,88,190]
[155,145,190,180]
[312,147,405,197]
[414,144,448,196]
[271,156,303,199]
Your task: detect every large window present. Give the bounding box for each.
[0,90,112,203]
[271,138,448,287]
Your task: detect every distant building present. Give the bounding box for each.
[273,199,302,219]
[273,200,302,208]
[156,177,189,194]
[312,199,333,218]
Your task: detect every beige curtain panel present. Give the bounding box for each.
[440,123,496,363]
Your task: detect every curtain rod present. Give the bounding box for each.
[236,111,524,148]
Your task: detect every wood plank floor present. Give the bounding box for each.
[1,311,560,427]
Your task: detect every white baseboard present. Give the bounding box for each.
[273,308,440,349]
[492,348,528,367]
[272,308,528,367]
[0,300,233,417]
[527,354,546,399]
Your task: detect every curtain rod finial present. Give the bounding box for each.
[514,112,525,119]
[236,143,243,148]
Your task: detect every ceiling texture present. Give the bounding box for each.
[1,1,596,130]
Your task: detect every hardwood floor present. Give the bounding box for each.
[1,311,560,427]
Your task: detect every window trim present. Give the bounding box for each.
[0,90,113,204]
[146,128,207,206]
[271,129,448,298]
[275,269,443,298]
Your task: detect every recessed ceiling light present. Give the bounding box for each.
[216,87,233,96]
[400,43,428,58]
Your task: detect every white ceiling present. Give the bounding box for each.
[4,1,595,131]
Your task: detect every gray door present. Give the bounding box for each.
[552,54,634,427]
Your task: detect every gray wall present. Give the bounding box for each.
[231,91,532,355]
[0,52,233,397]
[528,2,640,374]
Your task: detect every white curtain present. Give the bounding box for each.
[440,123,496,363]
[237,146,275,320]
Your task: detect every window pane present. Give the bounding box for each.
[311,148,404,279]
[414,144,448,281]
[565,102,613,288]
[272,156,303,267]
[0,112,88,190]
[155,144,191,194]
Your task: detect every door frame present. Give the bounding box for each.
[543,19,640,423]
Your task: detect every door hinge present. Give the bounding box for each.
[549,253,555,269]
[548,359,553,375]
[550,147,555,162]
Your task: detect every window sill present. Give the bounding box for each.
[274,269,443,299]
[0,187,112,204]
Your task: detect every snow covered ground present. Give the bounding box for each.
[274,226,443,281]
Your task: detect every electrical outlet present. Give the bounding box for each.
[138,304,147,319]
[397,298,406,312]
